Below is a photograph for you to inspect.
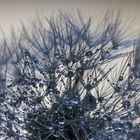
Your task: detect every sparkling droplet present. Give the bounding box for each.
[134,102,140,115]
[119,76,123,81]
[76,68,83,75]
[7,130,15,137]
[53,131,59,137]
[70,95,80,105]
[123,122,132,132]
[112,122,124,132]
[39,83,44,88]
[59,117,65,126]
[8,113,15,121]
[45,121,53,130]
[85,84,93,91]
[98,97,104,102]
[103,114,112,122]
[114,86,121,92]
[67,71,74,78]
[52,103,59,110]
[88,134,95,140]
[0,93,5,102]
[94,118,105,129]
[35,97,42,104]
[85,51,93,58]
[83,93,96,111]
[25,51,30,57]
[55,53,60,59]
[122,100,131,109]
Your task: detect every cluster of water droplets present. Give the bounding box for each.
[0,12,140,140]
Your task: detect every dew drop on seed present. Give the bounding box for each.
[88,134,95,140]
[85,51,93,58]
[134,102,140,115]
[25,51,30,57]
[0,93,5,102]
[122,100,131,109]
[85,84,93,91]
[59,117,65,126]
[123,122,132,132]
[67,71,74,78]
[112,122,124,132]
[119,76,123,81]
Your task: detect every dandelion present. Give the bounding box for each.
[0,11,140,140]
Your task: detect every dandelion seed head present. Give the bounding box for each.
[0,11,140,140]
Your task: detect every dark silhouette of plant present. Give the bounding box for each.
[0,12,140,140]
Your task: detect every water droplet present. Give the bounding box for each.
[119,76,123,81]
[112,41,118,50]
[122,100,131,109]
[39,83,44,88]
[55,53,60,59]
[7,130,15,137]
[23,91,28,95]
[63,59,71,65]
[88,134,95,140]
[128,75,133,80]
[94,118,105,129]
[114,86,121,92]
[134,102,140,115]
[27,113,33,119]
[71,55,79,63]
[85,84,93,91]
[53,132,59,137]
[6,122,13,129]
[13,100,21,108]
[59,117,65,126]
[8,113,15,121]
[67,71,74,78]
[24,61,30,66]
[85,51,93,58]
[112,122,124,132]
[98,97,104,102]
[0,93,5,102]
[83,93,96,111]
[76,68,83,75]
[52,103,59,110]
[35,97,42,104]
[123,122,132,132]
[67,105,73,110]
[25,51,30,57]
[103,115,112,122]
[34,58,39,64]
